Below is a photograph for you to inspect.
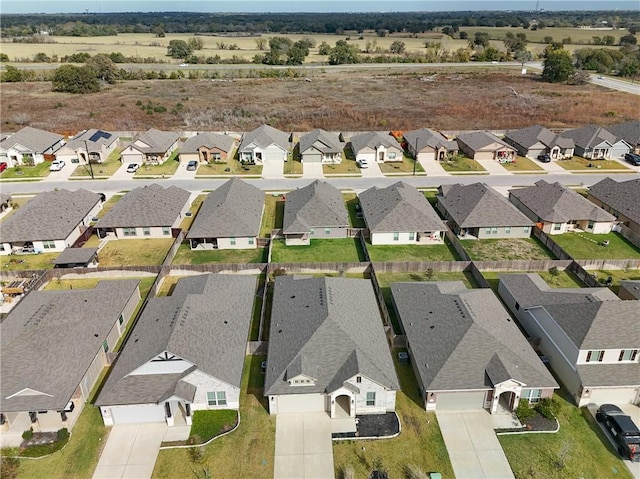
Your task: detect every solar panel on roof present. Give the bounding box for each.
[88,130,112,142]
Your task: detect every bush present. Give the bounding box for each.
[22,428,33,441]
[189,409,237,443]
[535,398,559,420]
[57,428,69,442]
[515,399,535,421]
[0,456,20,479]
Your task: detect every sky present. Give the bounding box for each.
[1,0,638,14]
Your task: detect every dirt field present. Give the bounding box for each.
[1,70,638,133]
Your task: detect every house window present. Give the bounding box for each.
[619,349,638,362]
[586,350,604,362]
[356,376,362,383]
[523,226,530,234]
[491,227,498,235]
[408,232,415,241]
[553,223,562,231]
[102,340,109,353]
[587,220,594,230]
[504,226,511,234]
[388,152,397,159]
[0,244,4,252]
[485,227,492,235]
[522,389,542,404]
[515,301,520,311]
[123,227,137,237]
[248,238,254,245]
[42,240,56,249]
[325,228,331,235]
[143,227,151,236]
[162,226,170,236]
[230,237,236,245]
[212,152,221,161]
[207,391,227,406]
[366,392,376,406]
[310,228,315,236]
[393,232,399,241]
[118,314,124,326]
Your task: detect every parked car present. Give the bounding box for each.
[596,404,640,462]
[357,158,369,169]
[0,161,7,173]
[126,163,139,173]
[537,153,551,163]
[624,152,640,166]
[49,159,65,171]
[186,160,198,171]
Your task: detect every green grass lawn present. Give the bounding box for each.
[134,156,180,177]
[153,356,275,479]
[589,268,640,293]
[95,194,123,220]
[271,238,365,263]
[179,194,206,231]
[499,391,633,479]
[461,237,555,261]
[502,156,544,172]
[556,156,630,171]
[344,192,365,228]
[71,147,124,177]
[333,351,454,478]
[189,410,238,443]
[197,158,263,176]
[283,159,303,175]
[95,238,174,266]
[259,194,285,237]
[551,232,640,260]
[0,162,51,179]
[367,242,460,262]
[43,277,155,301]
[440,156,487,173]
[0,252,58,270]
[378,155,425,174]
[322,159,362,176]
[172,243,267,264]
[482,270,585,292]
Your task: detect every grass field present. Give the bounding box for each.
[440,156,487,173]
[343,192,365,228]
[481,270,585,291]
[71,147,124,177]
[322,158,361,176]
[551,232,640,260]
[589,268,640,293]
[284,158,303,176]
[134,153,180,177]
[556,156,630,171]
[172,243,267,264]
[93,238,174,266]
[0,252,58,270]
[461,237,555,261]
[179,193,206,231]
[271,238,365,263]
[0,162,51,179]
[95,194,123,219]
[196,158,263,176]
[260,194,285,237]
[367,242,460,262]
[502,156,544,171]
[378,155,425,174]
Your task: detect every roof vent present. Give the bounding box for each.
[94,333,99,337]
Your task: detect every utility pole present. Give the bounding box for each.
[413,137,418,176]
[84,140,94,179]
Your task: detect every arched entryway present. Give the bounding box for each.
[335,395,351,418]
[497,391,516,414]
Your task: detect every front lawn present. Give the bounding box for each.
[172,244,267,264]
[134,155,180,177]
[271,238,365,263]
[378,155,425,174]
[95,238,174,266]
[502,156,544,171]
[283,159,303,175]
[196,158,263,176]
[367,242,460,262]
[556,156,630,171]
[0,162,51,179]
[482,269,585,291]
[189,410,238,443]
[551,232,640,260]
[344,192,365,228]
[461,237,555,261]
[0,252,58,270]
[259,194,285,237]
[71,147,124,177]
[499,392,633,479]
[322,159,361,176]
[440,156,487,173]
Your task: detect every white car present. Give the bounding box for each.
[126,163,139,173]
[357,158,369,169]
[49,160,65,171]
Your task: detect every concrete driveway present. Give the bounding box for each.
[477,160,512,175]
[263,159,285,179]
[437,410,515,479]
[302,162,324,178]
[92,423,167,479]
[274,412,334,479]
[359,162,383,178]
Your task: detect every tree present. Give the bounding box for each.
[376,28,387,37]
[1,65,24,82]
[504,32,528,53]
[286,40,310,65]
[187,37,204,51]
[328,40,360,65]
[167,40,192,59]
[567,70,590,85]
[0,53,9,62]
[459,31,469,40]
[514,49,534,67]
[318,41,331,55]
[620,34,638,46]
[390,40,406,54]
[86,54,118,83]
[152,24,165,38]
[255,38,267,50]
[52,64,100,93]
[263,36,293,65]
[473,32,490,48]
[442,26,454,37]
[542,49,575,83]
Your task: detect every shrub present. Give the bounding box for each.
[535,398,559,420]
[0,456,20,479]
[22,428,33,441]
[515,399,535,421]
[57,428,69,442]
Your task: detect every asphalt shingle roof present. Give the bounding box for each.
[349,131,402,154]
[438,183,533,228]
[359,181,445,233]
[504,125,574,150]
[180,132,235,154]
[133,128,180,154]
[607,120,640,146]
[186,178,264,239]
[589,178,640,226]
[96,184,190,228]
[560,125,618,149]
[239,124,289,152]
[0,126,63,153]
[96,274,257,406]
[577,363,640,387]
[455,131,514,152]
[265,276,399,396]
[391,281,557,391]
[509,180,616,223]
[53,247,98,265]
[403,128,458,151]
[282,180,349,234]
[619,280,640,300]
[59,129,118,152]
[0,189,100,243]
[299,129,343,154]
[1,280,140,412]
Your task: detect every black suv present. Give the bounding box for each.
[596,404,640,462]
[537,153,551,163]
[624,152,640,166]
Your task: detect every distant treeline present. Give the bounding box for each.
[1,10,639,37]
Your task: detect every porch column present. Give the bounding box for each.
[165,402,174,427]
[185,403,192,426]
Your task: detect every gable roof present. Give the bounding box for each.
[360,181,445,233]
[187,178,264,239]
[0,126,64,153]
[589,177,640,226]
[96,274,256,406]
[96,184,190,228]
[504,125,574,150]
[350,131,402,154]
[133,128,180,154]
[560,125,618,149]
[282,180,349,234]
[59,129,118,152]
[180,132,235,154]
[1,280,140,412]
[607,120,640,146]
[299,129,343,154]
[239,124,289,152]
[391,281,557,391]
[265,276,399,396]
[403,128,458,151]
[53,247,98,266]
[509,180,615,223]
[456,131,515,152]
[0,189,101,243]
[619,280,640,300]
[438,183,533,228]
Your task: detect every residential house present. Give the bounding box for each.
[560,125,631,159]
[53,129,119,164]
[349,131,403,163]
[0,194,11,212]
[298,129,343,164]
[53,247,99,268]
[95,184,190,239]
[96,274,256,426]
[391,281,558,413]
[503,125,574,160]
[187,178,264,250]
[588,178,640,236]
[509,180,616,235]
[403,128,458,161]
[238,125,289,165]
[0,280,140,446]
[0,126,64,168]
[359,181,446,245]
[618,281,640,301]
[499,273,640,406]
[179,132,235,164]
[607,120,640,154]
[120,128,181,164]
[437,183,534,239]
[282,180,349,245]
[265,276,400,417]
[455,131,516,161]
[0,189,102,255]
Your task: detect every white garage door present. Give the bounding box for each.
[276,394,325,414]
[437,391,486,411]
[110,404,166,424]
[588,388,639,406]
[610,145,629,158]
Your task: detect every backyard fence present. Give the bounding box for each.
[445,229,472,262]
[532,227,573,260]
[619,224,640,249]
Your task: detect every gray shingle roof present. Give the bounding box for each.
[0,126,63,153]
[96,274,256,406]
[403,128,458,151]
[282,180,349,234]
[359,181,445,233]
[59,129,118,152]
[1,280,140,412]
[53,247,98,265]
[265,276,399,396]
[504,125,574,150]
[180,132,235,154]
[96,184,190,228]
[299,129,343,154]
[133,128,180,154]
[509,180,616,223]
[349,131,402,154]
[560,125,618,149]
[187,178,264,239]
[607,120,640,146]
[589,178,640,226]
[619,281,640,300]
[391,281,557,391]
[438,183,533,228]
[455,131,514,152]
[577,363,640,387]
[0,189,101,243]
[239,125,289,152]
